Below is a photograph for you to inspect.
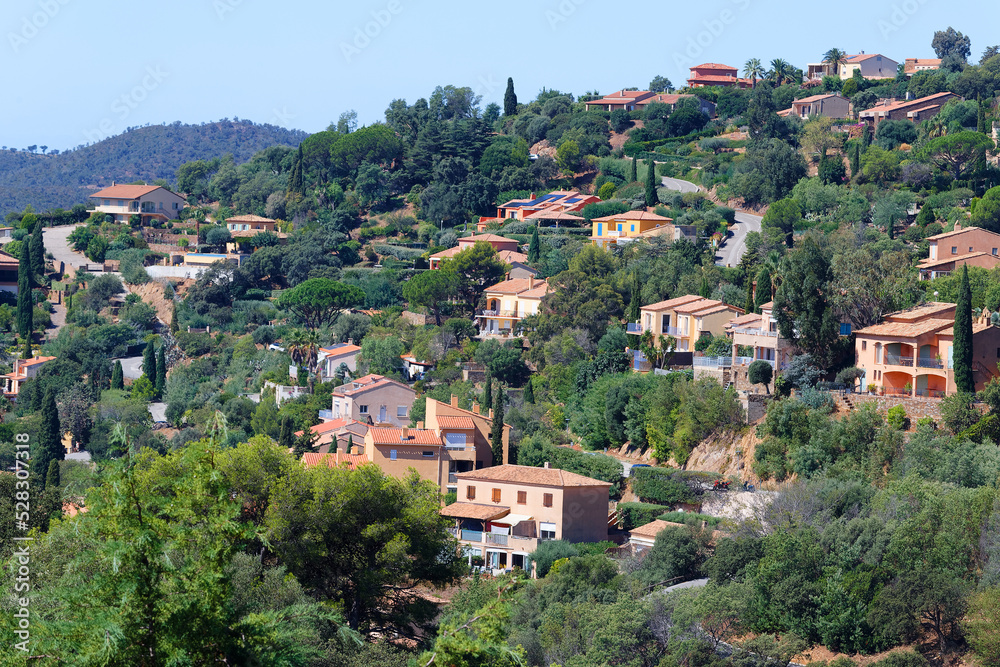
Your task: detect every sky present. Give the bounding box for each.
[0,0,995,152]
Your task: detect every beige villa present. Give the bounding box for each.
[90,184,186,225]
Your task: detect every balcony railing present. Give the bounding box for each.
[460,530,483,542]
[732,327,779,338]
[884,353,914,367]
[485,533,509,546]
[626,323,643,334]
[915,389,946,398]
[476,310,521,319]
[477,310,498,318]
[661,326,684,337]
[694,356,732,367]
[448,473,458,484]
[917,357,944,369]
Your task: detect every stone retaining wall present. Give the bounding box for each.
[830,392,947,421]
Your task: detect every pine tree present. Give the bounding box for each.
[503,77,517,117]
[170,301,179,334]
[627,271,642,346]
[155,346,167,399]
[528,225,540,263]
[523,378,534,404]
[278,415,294,451]
[293,428,317,458]
[111,360,124,390]
[482,366,492,408]
[916,205,936,228]
[490,383,505,465]
[954,265,975,393]
[36,387,62,488]
[16,252,32,339]
[46,459,60,489]
[631,156,638,183]
[29,219,45,280]
[645,159,657,207]
[142,342,156,381]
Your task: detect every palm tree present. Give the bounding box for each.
[769,59,790,86]
[286,329,320,392]
[823,48,847,78]
[744,58,765,88]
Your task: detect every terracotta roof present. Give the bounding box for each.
[727,312,762,328]
[429,247,527,265]
[229,229,288,239]
[484,277,549,296]
[673,298,725,314]
[904,58,941,74]
[440,502,511,521]
[524,210,584,221]
[367,427,442,446]
[629,519,688,540]
[20,356,55,367]
[295,417,363,437]
[918,252,1000,269]
[459,233,517,244]
[641,294,704,312]
[883,301,955,322]
[592,211,673,222]
[436,416,476,429]
[759,301,774,310]
[0,250,18,267]
[332,375,414,397]
[859,92,960,117]
[456,464,611,488]
[321,343,362,356]
[855,318,953,338]
[634,93,708,107]
[793,93,846,104]
[301,452,368,470]
[846,53,882,62]
[400,354,434,366]
[691,63,737,71]
[687,74,743,84]
[90,184,167,199]
[226,214,276,224]
[926,225,995,241]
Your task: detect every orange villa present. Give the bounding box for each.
[89,184,186,225]
[854,302,1000,397]
[2,356,56,398]
[476,191,598,231]
[686,63,751,89]
[429,233,526,270]
[917,224,1000,280]
[478,275,550,337]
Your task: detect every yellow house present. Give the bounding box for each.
[629,295,743,352]
[477,276,550,337]
[590,211,695,248]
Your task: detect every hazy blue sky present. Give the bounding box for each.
[2,0,993,151]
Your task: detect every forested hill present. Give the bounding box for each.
[0,120,308,214]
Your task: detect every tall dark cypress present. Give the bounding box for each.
[523,378,534,404]
[29,219,45,280]
[16,253,32,340]
[36,387,62,488]
[630,156,638,182]
[46,459,60,489]
[503,77,517,117]
[142,342,156,381]
[482,366,492,409]
[528,225,540,263]
[978,96,988,134]
[490,383,505,465]
[111,360,124,390]
[953,265,975,393]
[278,415,294,451]
[850,142,861,178]
[645,159,657,207]
[744,269,755,315]
[155,346,167,398]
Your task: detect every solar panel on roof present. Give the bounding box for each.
[564,198,580,203]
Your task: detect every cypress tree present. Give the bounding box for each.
[111,360,124,390]
[755,267,772,311]
[46,459,60,489]
[978,96,988,134]
[503,77,517,117]
[699,274,711,298]
[36,387,62,487]
[142,342,156,381]
[482,366,492,409]
[289,145,305,195]
[528,225,540,263]
[21,337,31,362]
[278,415,294,450]
[490,383,505,465]
[17,253,32,339]
[744,268,755,315]
[155,346,167,399]
[630,156,638,182]
[953,265,975,393]
[850,142,860,178]
[645,159,657,207]
[523,378,534,404]
[346,434,354,454]
[170,301,179,334]
[627,271,642,346]
[29,219,45,280]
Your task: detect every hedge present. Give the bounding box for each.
[631,467,698,505]
[617,502,671,531]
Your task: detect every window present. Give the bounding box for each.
[172,202,179,210]
[543,493,553,507]
[422,451,434,458]
[445,433,467,450]
[333,402,341,418]
[862,341,867,351]
[952,246,958,254]
[467,486,476,500]
[390,449,397,461]
[117,199,124,206]
[397,406,408,418]
[970,247,974,252]
[839,323,852,336]
[492,488,501,503]
[993,248,998,255]
[540,522,556,540]
[517,491,527,505]
[630,224,635,232]
[359,405,368,414]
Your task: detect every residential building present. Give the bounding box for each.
[583,89,656,111]
[89,184,186,225]
[319,343,362,380]
[590,211,695,249]
[635,93,716,117]
[686,63,751,88]
[854,302,1000,397]
[508,261,540,280]
[183,252,244,268]
[0,251,19,293]
[727,301,794,370]
[859,92,963,127]
[476,191,599,230]
[364,395,509,495]
[263,381,310,406]
[331,373,416,426]
[295,418,368,453]
[429,233,526,270]
[224,214,288,253]
[629,295,743,352]
[806,62,837,81]
[787,93,851,120]
[628,519,688,552]
[400,354,434,381]
[918,224,1000,280]
[838,53,899,80]
[2,356,56,397]
[477,275,550,337]
[441,463,612,573]
[904,58,942,76]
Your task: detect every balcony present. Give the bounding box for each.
[694,356,732,367]
[661,326,684,337]
[448,473,458,484]
[476,310,522,319]
[884,353,915,367]
[917,357,944,369]
[460,529,483,542]
[485,533,509,546]
[626,323,643,334]
[732,327,778,338]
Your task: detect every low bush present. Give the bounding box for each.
[631,467,696,505]
[618,502,669,530]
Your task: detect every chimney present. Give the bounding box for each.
[401,427,409,440]
[528,276,535,290]
[472,402,480,414]
[451,394,458,408]
[543,462,551,469]
[417,421,424,430]
[347,338,354,345]
[529,192,535,200]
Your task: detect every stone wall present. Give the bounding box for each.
[830,392,949,421]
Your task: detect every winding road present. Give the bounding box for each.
[660,177,762,268]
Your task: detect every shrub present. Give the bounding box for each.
[597,181,617,200]
[868,651,927,667]
[748,359,773,389]
[618,502,670,530]
[631,467,696,505]
[528,540,579,577]
[886,405,908,430]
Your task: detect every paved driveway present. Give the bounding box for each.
[118,356,145,380]
[42,224,88,270]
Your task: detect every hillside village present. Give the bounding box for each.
[3,29,1000,667]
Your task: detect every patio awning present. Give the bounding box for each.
[491,513,532,527]
[440,503,510,521]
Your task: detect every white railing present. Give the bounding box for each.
[693,356,732,367]
[732,327,779,337]
[661,326,684,337]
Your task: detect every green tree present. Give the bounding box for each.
[29,218,45,279]
[973,185,1000,232]
[402,270,457,326]
[630,155,638,182]
[490,383,505,465]
[773,238,838,366]
[557,139,581,174]
[143,341,156,382]
[483,365,493,408]
[86,235,109,262]
[277,277,365,331]
[503,77,517,117]
[645,159,657,207]
[111,359,124,390]
[439,241,510,311]
[46,458,60,488]
[155,345,167,399]
[16,251,32,339]
[278,415,294,451]
[966,587,1000,666]
[823,48,847,76]
[170,300,179,333]
[523,378,534,404]
[35,387,62,488]
[921,131,995,180]
[528,225,540,263]
[748,359,773,393]
[954,264,975,393]
[761,198,801,248]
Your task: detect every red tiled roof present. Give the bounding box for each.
[459,233,517,244]
[457,464,611,488]
[321,344,362,357]
[0,250,18,267]
[226,214,276,224]
[855,318,953,338]
[687,74,743,84]
[90,184,172,199]
[641,294,703,312]
[436,416,476,429]
[793,93,846,105]
[859,92,960,116]
[301,452,368,470]
[883,301,955,322]
[918,252,1000,269]
[295,418,363,438]
[484,277,549,296]
[591,211,672,222]
[691,63,737,71]
[630,519,688,540]
[846,53,881,62]
[440,503,511,521]
[367,427,442,445]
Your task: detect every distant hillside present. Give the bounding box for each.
[0,120,308,214]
